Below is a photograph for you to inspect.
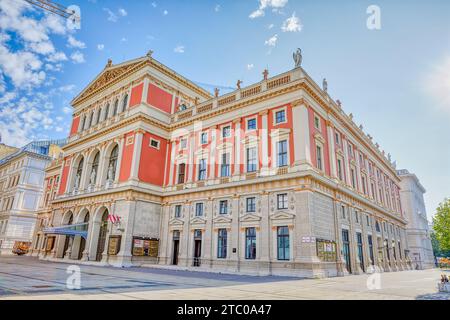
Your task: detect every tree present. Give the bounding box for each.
[433,198,450,253]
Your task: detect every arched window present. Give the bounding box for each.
[79,115,86,132]
[90,152,99,185]
[104,104,110,120]
[96,108,101,125]
[107,146,119,181]
[122,94,128,112]
[113,99,119,116]
[74,157,84,190]
[179,104,187,111]
[89,110,95,127]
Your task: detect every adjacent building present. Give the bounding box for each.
[397,169,434,269]
[0,140,65,255]
[39,50,411,277]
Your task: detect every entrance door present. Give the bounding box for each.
[342,229,351,273]
[96,212,108,261]
[193,240,202,267]
[172,240,179,265]
[356,232,365,272]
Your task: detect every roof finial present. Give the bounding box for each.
[106,58,112,68]
[146,50,153,58]
[262,69,269,80]
[236,80,242,90]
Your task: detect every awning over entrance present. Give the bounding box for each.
[43,223,88,239]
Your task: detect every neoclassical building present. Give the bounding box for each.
[397,169,434,269]
[39,50,412,277]
[0,140,65,255]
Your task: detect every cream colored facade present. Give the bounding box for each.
[37,51,412,277]
[397,169,435,269]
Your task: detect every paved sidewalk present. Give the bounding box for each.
[0,256,449,300]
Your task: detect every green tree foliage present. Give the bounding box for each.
[433,198,450,253]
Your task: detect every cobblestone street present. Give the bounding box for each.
[0,256,449,300]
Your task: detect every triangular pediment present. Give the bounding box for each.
[190,216,207,225]
[239,213,262,222]
[169,218,185,226]
[213,215,232,223]
[270,211,295,220]
[71,57,148,106]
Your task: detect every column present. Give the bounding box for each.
[180,201,191,267]
[326,123,337,178]
[233,119,241,176]
[230,196,240,271]
[260,110,269,175]
[97,145,107,188]
[209,127,217,180]
[187,133,195,183]
[158,205,170,265]
[333,200,345,276]
[291,100,312,168]
[168,141,176,186]
[259,192,270,273]
[142,78,150,104]
[114,136,125,184]
[129,130,144,181]
[203,199,213,267]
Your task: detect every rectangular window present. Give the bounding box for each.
[198,159,207,181]
[368,235,374,265]
[366,215,370,226]
[357,232,364,271]
[221,153,230,177]
[335,132,340,145]
[245,227,256,259]
[175,205,182,218]
[180,138,187,149]
[275,110,286,124]
[277,193,288,210]
[350,168,356,188]
[277,140,288,167]
[222,126,231,138]
[201,132,208,145]
[195,203,204,217]
[341,206,346,219]
[247,118,256,130]
[277,226,290,260]
[316,145,323,170]
[246,197,256,213]
[246,147,257,172]
[219,200,228,215]
[362,176,367,194]
[337,159,343,181]
[217,229,227,259]
[150,139,160,149]
[314,115,320,129]
[355,210,359,223]
[177,163,186,184]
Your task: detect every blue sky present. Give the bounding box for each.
[0,0,449,218]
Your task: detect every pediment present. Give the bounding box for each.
[72,58,147,106]
[239,214,262,222]
[213,215,232,223]
[190,216,207,225]
[270,128,291,138]
[169,218,185,226]
[270,211,295,220]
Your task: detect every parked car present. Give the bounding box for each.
[12,241,31,256]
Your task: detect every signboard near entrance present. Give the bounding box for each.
[132,237,159,257]
[108,235,121,256]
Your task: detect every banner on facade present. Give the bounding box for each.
[132,236,159,257]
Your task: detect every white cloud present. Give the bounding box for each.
[264,34,278,47]
[163,10,168,15]
[58,84,76,92]
[151,2,157,8]
[281,12,302,32]
[424,55,450,115]
[70,51,85,64]
[268,23,275,29]
[118,8,127,17]
[249,0,288,19]
[174,45,185,53]
[214,4,221,12]
[63,106,72,114]
[67,35,86,49]
[120,37,127,42]
[247,63,254,70]
[104,8,118,22]
[97,44,104,51]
